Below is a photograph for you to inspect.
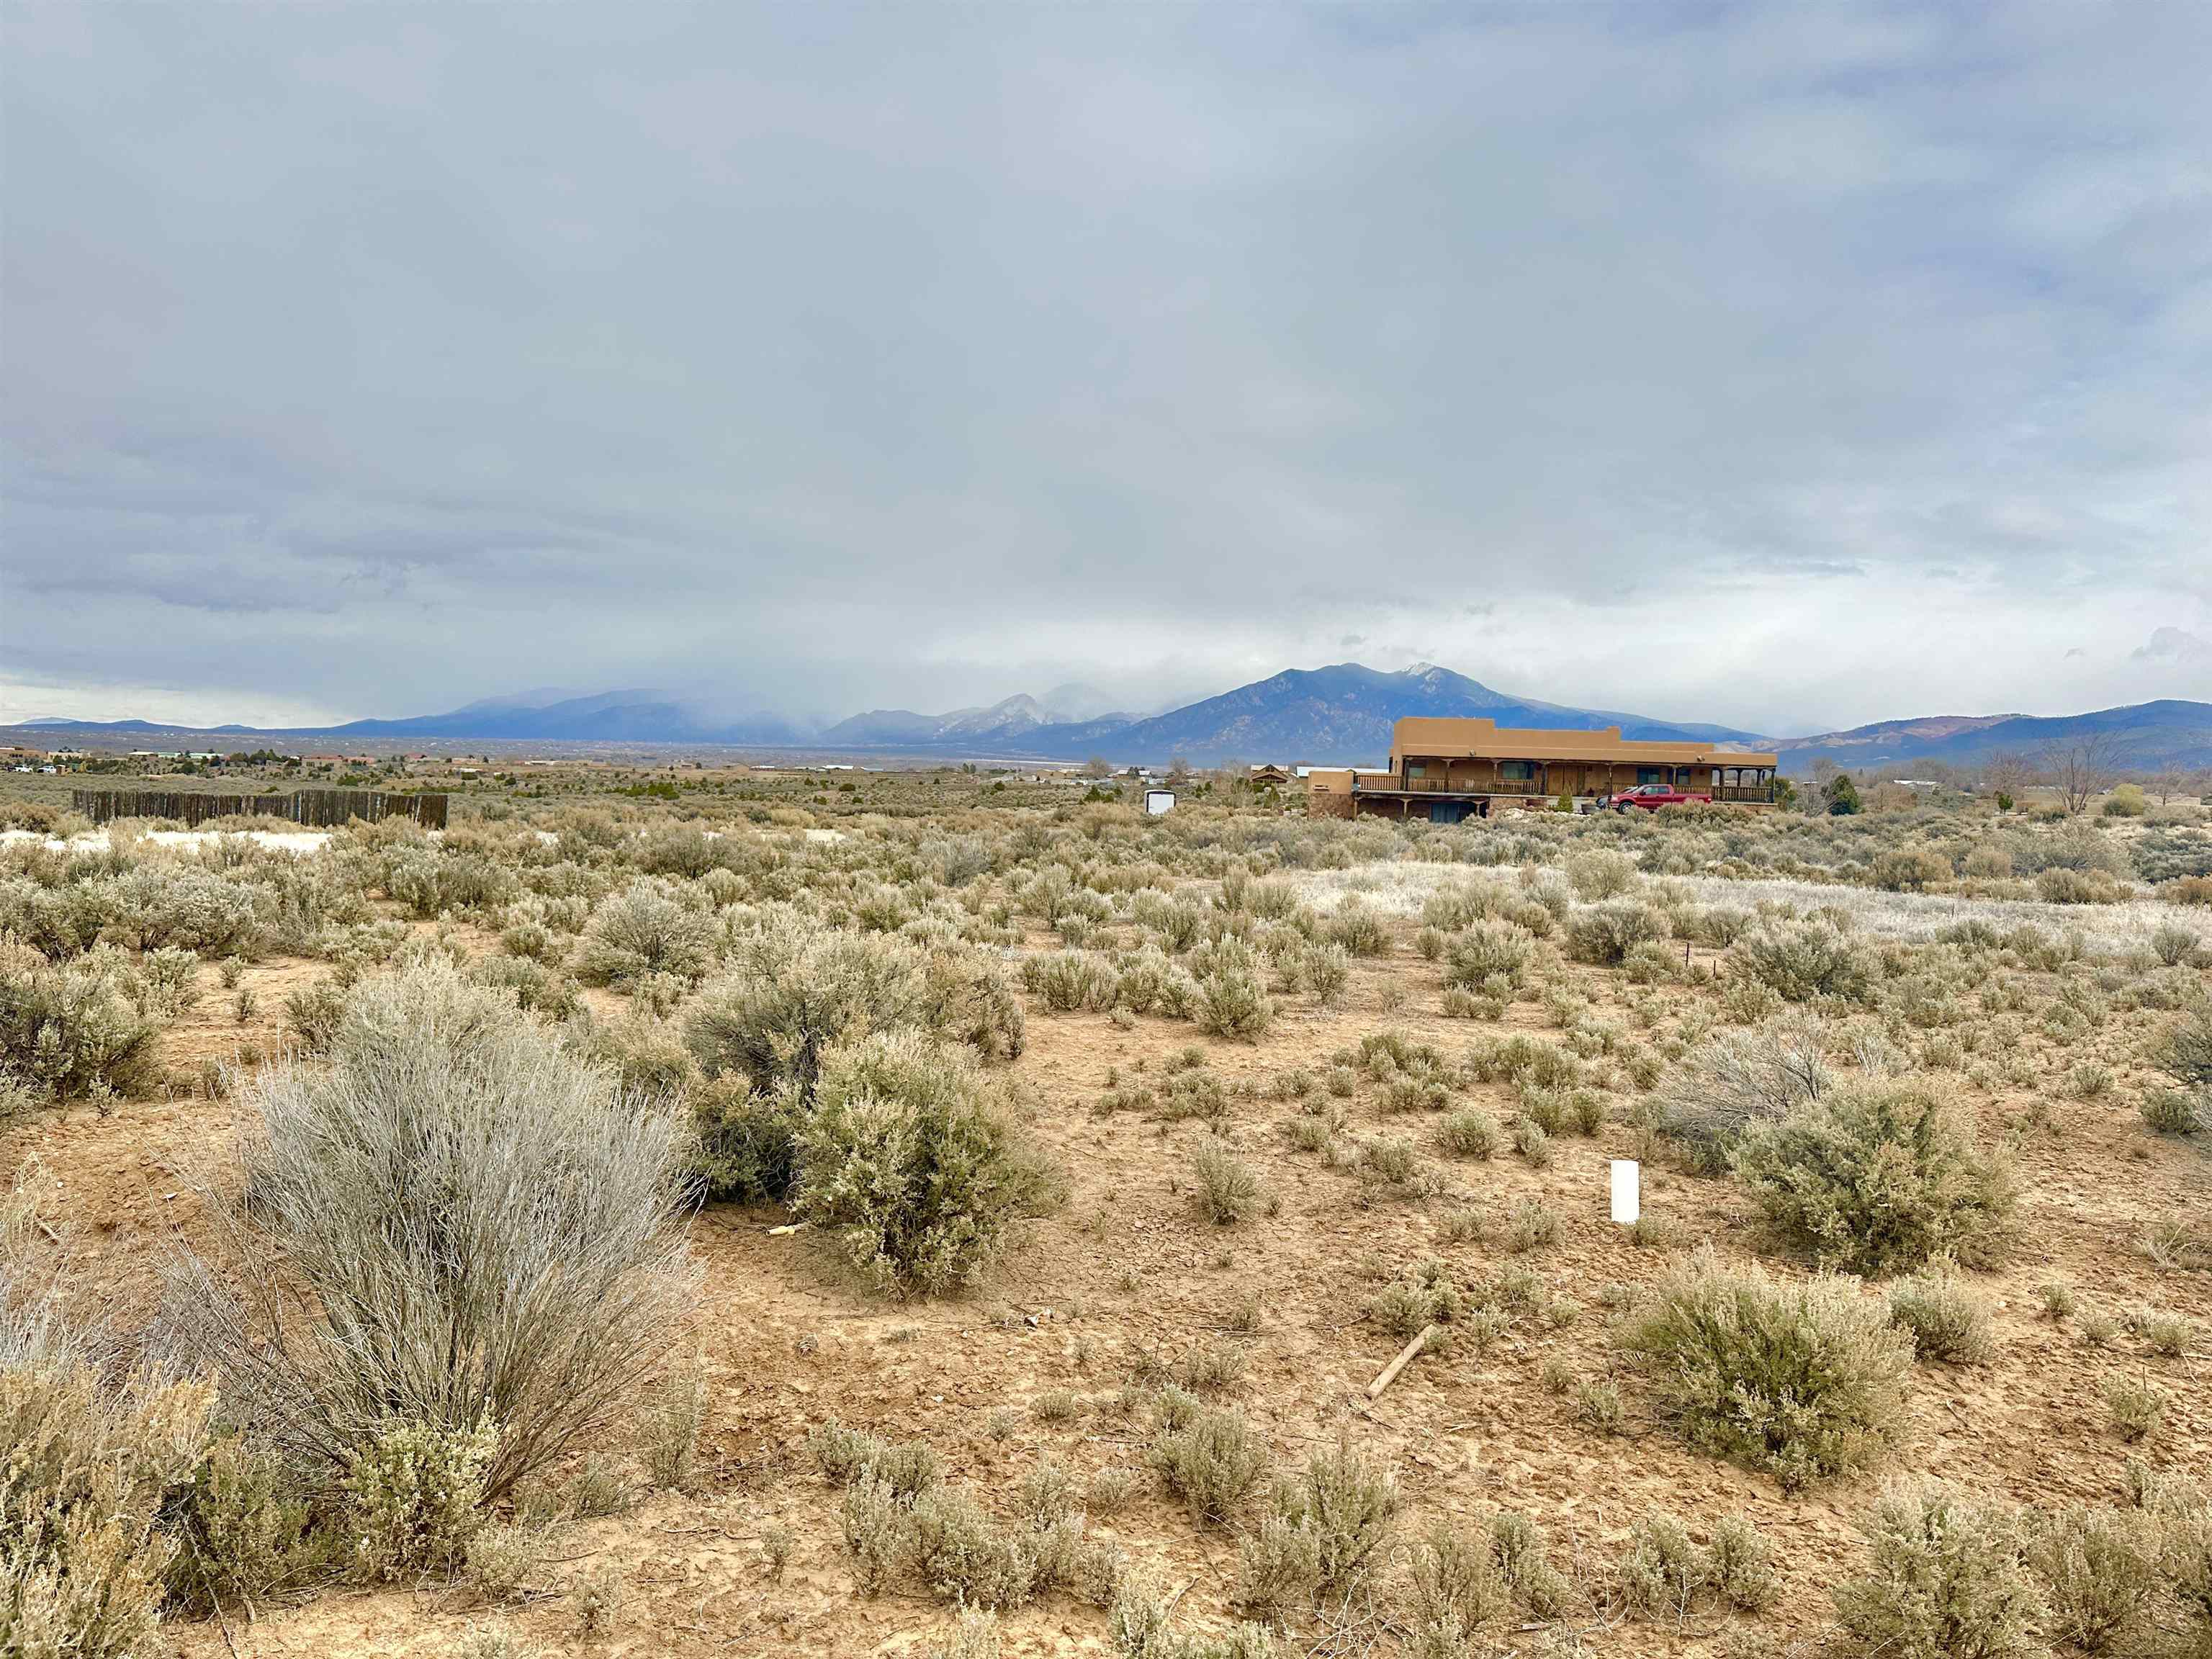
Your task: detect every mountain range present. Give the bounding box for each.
[17,665,2211,773]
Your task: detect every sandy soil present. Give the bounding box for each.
[5,924,2208,1658]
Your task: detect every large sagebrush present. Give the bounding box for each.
[684,921,932,1095]
[170,961,696,1503]
[796,1030,1053,1295]
[1831,1481,2044,1659]
[0,943,163,1102]
[1657,1011,1833,1171]
[1623,1249,1912,1491]
[575,878,714,985]
[1732,1079,2013,1275]
[1729,916,1876,1003]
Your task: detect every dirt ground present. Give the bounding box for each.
[6,913,2208,1659]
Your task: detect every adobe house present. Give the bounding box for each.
[1307,718,1779,821]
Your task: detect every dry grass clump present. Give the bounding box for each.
[1622,1249,1912,1491]
[1732,1079,2013,1275]
[170,960,696,1506]
[1831,1480,2044,1659]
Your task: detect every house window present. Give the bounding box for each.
[1637,767,1666,786]
[1501,761,1537,782]
[1406,763,1426,780]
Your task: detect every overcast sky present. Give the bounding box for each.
[4,3,2208,737]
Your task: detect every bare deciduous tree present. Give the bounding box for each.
[1979,751,2037,804]
[2038,732,2129,816]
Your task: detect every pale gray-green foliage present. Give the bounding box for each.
[171,960,695,1503]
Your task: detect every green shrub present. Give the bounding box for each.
[163,1431,316,1613]
[0,1348,210,1658]
[2029,1505,2162,1654]
[1830,1481,2043,1659]
[1403,1519,1511,1639]
[1444,922,1532,992]
[1709,1513,1779,1610]
[0,944,163,1100]
[1616,1511,1710,1619]
[1565,849,1638,900]
[1732,1080,2013,1275]
[1730,917,1875,1003]
[1438,1107,1500,1159]
[1623,1250,1912,1491]
[341,1416,498,1582]
[1022,950,1121,1012]
[1886,1258,1995,1364]
[685,922,930,1096]
[96,865,261,954]
[1190,1141,1262,1225]
[1196,966,1274,1040]
[1565,901,1664,965]
[1152,1404,1269,1527]
[796,1031,1055,1295]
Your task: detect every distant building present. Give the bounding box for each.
[1309,718,1780,821]
[1248,763,1292,788]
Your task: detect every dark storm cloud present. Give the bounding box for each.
[4,1,2208,731]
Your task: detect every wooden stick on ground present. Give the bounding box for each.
[1366,1323,1435,1401]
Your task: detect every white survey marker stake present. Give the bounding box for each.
[1609,1159,1640,1226]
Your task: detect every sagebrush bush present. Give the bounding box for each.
[1023,950,1120,1012]
[1730,916,1876,1003]
[341,1416,498,1582]
[1886,1258,1994,1364]
[171,961,695,1505]
[0,943,163,1100]
[1624,1250,1912,1491]
[1565,901,1664,965]
[96,863,262,954]
[575,880,713,985]
[1196,964,1274,1040]
[1190,1141,1261,1225]
[796,1030,1054,1295]
[685,922,930,1096]
[1732,1079,2012,1275]
[1152,1403,1269,1527]
[1831,1481,2044,1659]
[1444,922,1532,992]
[1658,1011,1832,1171]
[2030,1504,2162,1653]
[0,1337,211,1657]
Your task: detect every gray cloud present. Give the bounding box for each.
[4,1,2210,731]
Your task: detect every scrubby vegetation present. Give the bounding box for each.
[3,760,2208,1656]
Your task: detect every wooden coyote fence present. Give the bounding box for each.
[72,788,449,831]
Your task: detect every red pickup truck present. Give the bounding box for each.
[1599,783,1712,812]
